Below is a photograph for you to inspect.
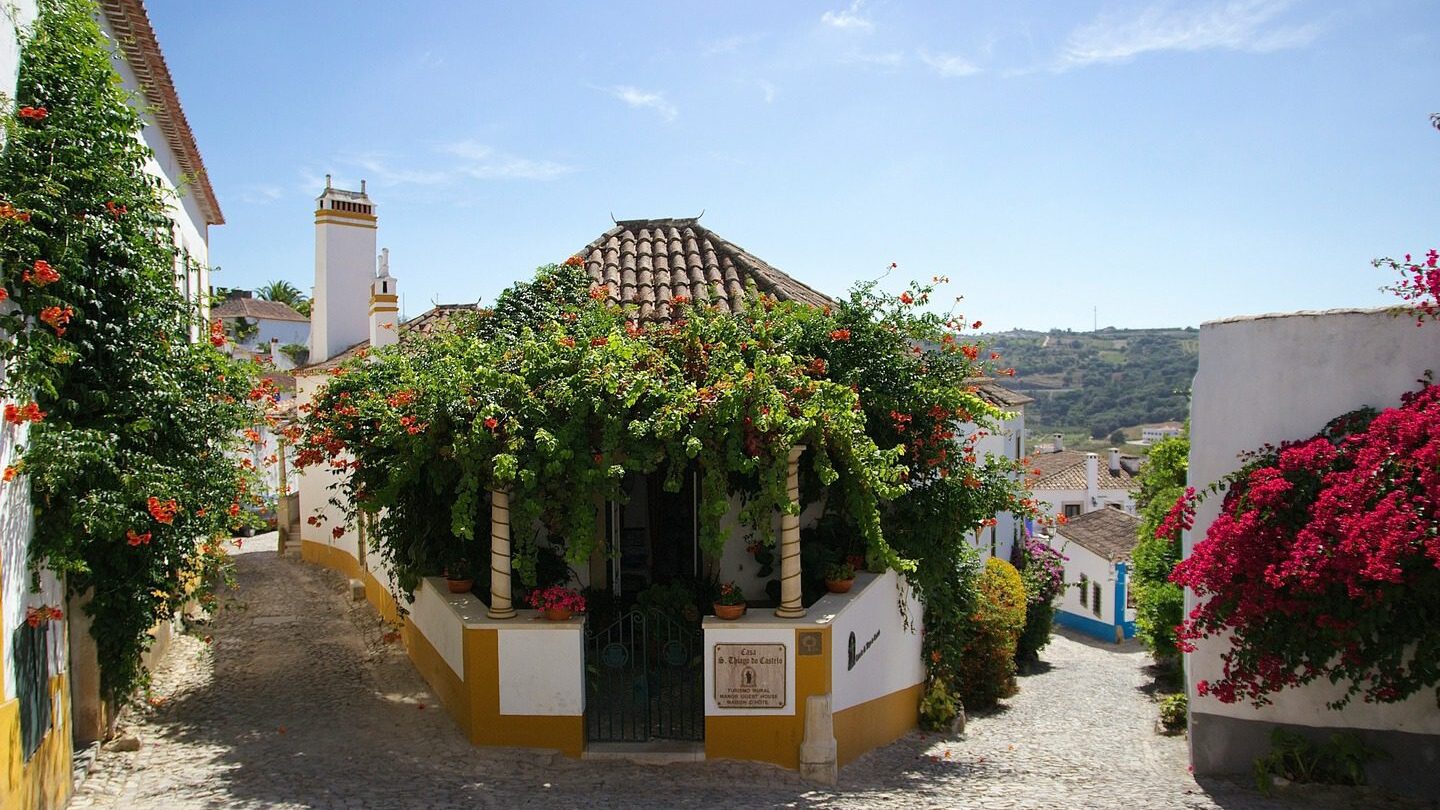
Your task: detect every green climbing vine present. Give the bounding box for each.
[0,0,265,703]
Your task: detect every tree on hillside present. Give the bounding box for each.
[257,279,311,317]
[1131,433,1188,662]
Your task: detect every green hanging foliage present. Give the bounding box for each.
[0,0,266,703]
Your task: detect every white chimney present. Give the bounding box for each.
[369,248,399,349]
[311,180,377,362]
[1084,452,1099,511]
[1052,433,1064,453]
[1109,448,1120,473]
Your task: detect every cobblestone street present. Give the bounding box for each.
[67,535,1426,810]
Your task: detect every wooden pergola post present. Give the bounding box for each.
[775,445,807,619]
[487,489,517,619]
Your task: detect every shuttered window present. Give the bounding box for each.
[13,621,52,761]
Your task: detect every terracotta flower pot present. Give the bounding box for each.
[713,602,746,620]
[544,607,573,621]
[825,578,855,594]
[446,578,473,594]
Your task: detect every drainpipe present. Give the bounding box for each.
[775,445,807,619]
[487,489,516,619]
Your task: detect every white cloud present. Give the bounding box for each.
[1057,0,1320,71]
[758,79,778,103]
[439,141,574,181]
[918,49,982,78]
[608,85,678,122]
[822,0,872,30]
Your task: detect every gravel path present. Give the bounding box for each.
[68,534,1427,809]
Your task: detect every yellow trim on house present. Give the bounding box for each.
[299,539,584,757]
[833,682,922,766]
[313,208,377,223]
[369,293,399,304]
[705,626,831,769]
[1,674,73,810]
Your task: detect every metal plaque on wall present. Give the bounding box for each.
[713,643,786,709]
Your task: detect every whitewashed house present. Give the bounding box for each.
[964,381,1032,562]
[1,0,223,806]
[1140,422,1183,444]
[1030,438,1138,520]
[1047,507,1140,642]
[211,292,310,370]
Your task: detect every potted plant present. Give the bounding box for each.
[713,581,746,620]
[444,556,474,594]
[824,561,857,593]
[528,585,586,621]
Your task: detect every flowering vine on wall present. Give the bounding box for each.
[0,0,266,703]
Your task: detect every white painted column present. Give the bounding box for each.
[775,445,807,619]
[487,489,516,619]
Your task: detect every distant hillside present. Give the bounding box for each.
[986,327,1198,441]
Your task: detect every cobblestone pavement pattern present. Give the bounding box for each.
[69,534,1431,810]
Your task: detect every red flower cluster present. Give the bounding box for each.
[2,465,17,482]
[483,416,499,432]
[126,530,152,546]
[147,496,180,525]
[105,200,127,220]
[17,106,47,121]
[39,305,72,336]
[4,402,44,425]
[1173,385,1440,707]
[899,291,913,305]
[590,336,609,347]
[25,605,62,627]
[22,257,58,286]
[829,329,851,341]
[209,319,227,347]
[1378,249,1440,324]
[564,255,585,267]
[0,203,30,222]
[386,389,415,408]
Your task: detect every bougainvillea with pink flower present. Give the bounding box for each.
[1172,385,1440,708]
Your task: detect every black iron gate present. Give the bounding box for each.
[585,608,703,742]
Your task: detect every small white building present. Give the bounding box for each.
[965,381,1033,562]
[1047,507,1140,642]
[1030,437,1138,519]
[211,292,310,369]
[1140,422,1183,444]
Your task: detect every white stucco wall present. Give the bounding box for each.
[829,570,923,713]
[963,408,1026,561]
[1187,307,1440,734]
[312,210,376,362]
[1047,534,1114,625]
[1033,485,1134,519]
[239,318,310,352]
[497,626,584,716]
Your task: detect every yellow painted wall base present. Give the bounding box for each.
[300,539,584,758]
[1,674,73,810]
[833,682,922,766]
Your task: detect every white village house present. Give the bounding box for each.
[1029,436,1139,519]
[290,188,1031,777]
[210,291,310,370]
[1,1,223,806]
[1046,507,1140,643]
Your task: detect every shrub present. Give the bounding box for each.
[1158,693,1187,733]
[1015,537,1066,665]
[1132,434,1188,660]
[957,558,1027,709]
[918,678,961,731]
[1253,728,1388,795]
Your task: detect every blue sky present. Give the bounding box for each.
[147,0,1439,330]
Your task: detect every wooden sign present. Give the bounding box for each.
[713,643,786,709]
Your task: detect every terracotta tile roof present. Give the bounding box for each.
[99,0,223,226]
[579,218,833,321]
[212,298,308,323]
[969,379,1033,408]
[295,304,478,375]
[1055,507,1141,562]
[1030,450,1138,491]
